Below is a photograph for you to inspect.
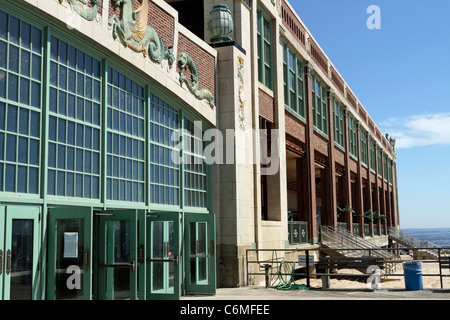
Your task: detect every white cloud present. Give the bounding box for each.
[381,113,450,149]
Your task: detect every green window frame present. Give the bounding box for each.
[383,153,388,181]
[333,100,344,148]
[311,75,328,136]
[183,118,207,209]
[257,8,273,90]
[282,41,305,118]
[0,12,42,195]
[347,114,358,159]
[369,137,376,171]
[48,36,101,199]
[360,128,368,165]
[389,160,393,184]
[106,67,145,203]
[0,7,213,212]
[149,93,180,206]
[377,145,382,176]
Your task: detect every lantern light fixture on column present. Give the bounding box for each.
[207,4,233,43]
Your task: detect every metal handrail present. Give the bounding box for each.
[388,227,450,255]
[321,225,395,259]
[246,246,450,289]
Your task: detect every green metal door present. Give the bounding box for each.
[97,210,138,300]
[146,212,180,300]
[0,206,4,300]
[1,205,40,300]
[184,213,216,295]
[47,207,92,300]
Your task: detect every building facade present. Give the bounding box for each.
[0,0,399,299]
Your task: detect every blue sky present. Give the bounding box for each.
[289,0,450,228]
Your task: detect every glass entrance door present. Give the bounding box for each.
[97,210,137,300]
[146,212,180,300]
[0,205,40,300]
[184,213,216,295]
[47,207,92,300]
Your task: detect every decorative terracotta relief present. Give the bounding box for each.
[59,0,100,21]
[108,0,175,67]
[237,56,245,130]
[178,52,215,108]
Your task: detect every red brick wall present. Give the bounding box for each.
[347,89,357,111]
[309,38,328,76]
[285,111,306,143]
[259,88,274,122]
[331,65,345,97]
[148,0,175,48]
[281,0,306,49]
[177,32,216,105]
[333,147,345,167]
[358,104,367,124]
[312,133,328,157]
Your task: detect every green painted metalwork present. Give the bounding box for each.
[149,93,180,206]
[312,75,329,136]
[0,2,216,300]
[282,41,305,119]
[97,210,137,300]
[347,113,358,158]
[178,52,215,108]
[0,11,42,195]
[146,211,180,300]
[333,99,345,149]
[47,35,102,199]
[184,213,216,295]
[1,205,41,300]
[106,67,145,203]
[47,206,92,300]
[257,8,273,90]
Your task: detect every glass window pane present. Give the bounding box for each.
[8,73,18,102]
[28,167,38,194]
[20,77,30,105]
[0,12,7,40]
[18,136,28,164]
[20,50,30,77]
[6,134,16,162]
[5,163,15,192]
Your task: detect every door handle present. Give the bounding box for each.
[100,260,136,272]
[139,244,145,264]
[84,248,90,271]
[147,256,178,266]
[6,249,11,275]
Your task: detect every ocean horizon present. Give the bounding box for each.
[401,227,450,247]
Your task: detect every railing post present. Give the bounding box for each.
[439,248,443,289]
[306,249,310,288]
[246,249,249,286]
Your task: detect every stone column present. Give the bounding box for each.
[365,135,374,236]
[304,64,317,243]
[326,90,337,228]
[355,123,364,237]
[374,144,381,235]
[343,109,352,232]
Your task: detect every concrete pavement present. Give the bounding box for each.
[181,285,450,300]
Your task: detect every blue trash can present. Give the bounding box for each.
[403,261,423,290]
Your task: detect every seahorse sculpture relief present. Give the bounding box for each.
[108,0,175,67]
[178,52,215,108]
[59,0,100,21]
